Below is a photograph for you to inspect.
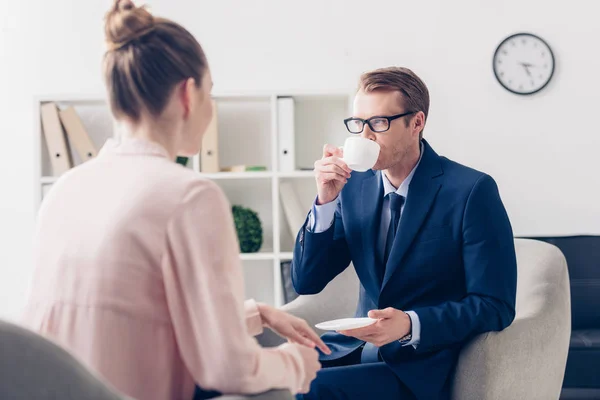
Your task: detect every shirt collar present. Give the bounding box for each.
[99,137,171,159]
[382,141,424,198]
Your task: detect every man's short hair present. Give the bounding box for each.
[359,67,430,139]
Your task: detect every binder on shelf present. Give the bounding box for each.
[279,181,306,237]
[58,106,98,163]
[201,100,219,173]
[40,102,73,176]
[277,97,295,172]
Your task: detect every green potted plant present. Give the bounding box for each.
[232,205,263,253]
[175,156,189,166]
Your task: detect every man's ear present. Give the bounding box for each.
[413,111,425,137]
[181,77,196,119]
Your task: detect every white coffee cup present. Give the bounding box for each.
[340,136,380,172]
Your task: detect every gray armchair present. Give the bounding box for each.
[0,318,127,400]
[258,238,572,400]
[0,319,293,400]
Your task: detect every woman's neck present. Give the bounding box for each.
[120,118,179,160]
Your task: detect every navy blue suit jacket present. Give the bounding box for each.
[291,140,517,399]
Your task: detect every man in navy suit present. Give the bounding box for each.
[292,67,517,399]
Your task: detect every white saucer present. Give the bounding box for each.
[315,317,377,331]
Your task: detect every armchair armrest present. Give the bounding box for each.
[257,266,359,348]
[452,241,571,400]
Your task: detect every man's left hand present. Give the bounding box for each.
[338,308,411,347]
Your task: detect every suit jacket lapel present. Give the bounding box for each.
[381,141,444,291]
[359,170,384,299]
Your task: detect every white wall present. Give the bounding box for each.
[1,0,599,320]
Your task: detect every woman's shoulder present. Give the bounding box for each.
[159,165,228,206]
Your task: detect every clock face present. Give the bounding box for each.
[493,33,555,95]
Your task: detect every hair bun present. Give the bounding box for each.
[105,0,154,51]
[117,0,135,11]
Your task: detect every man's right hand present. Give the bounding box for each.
[314,144,352,205]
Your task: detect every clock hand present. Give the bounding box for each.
[519,62,533,77]
[519,61,537,68]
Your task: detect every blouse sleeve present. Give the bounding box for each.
[244,299,264,337]
[160,180,305,395]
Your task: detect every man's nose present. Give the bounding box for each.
[361,125,377,141]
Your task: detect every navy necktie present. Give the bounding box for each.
[383,193,405,266]
[362,193,405,365]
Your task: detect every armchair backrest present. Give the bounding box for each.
[0,319,126,400]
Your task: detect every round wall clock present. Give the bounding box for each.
[492,33,555,95]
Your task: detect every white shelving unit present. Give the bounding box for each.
[35,91,353,307]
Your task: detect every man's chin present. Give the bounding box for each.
[371,160,385,171]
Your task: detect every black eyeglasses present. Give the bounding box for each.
[344,111,417,134]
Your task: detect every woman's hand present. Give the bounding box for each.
[293,344,321,394]
[258,303,331,355]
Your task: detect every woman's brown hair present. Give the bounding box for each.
[104,0,208,121]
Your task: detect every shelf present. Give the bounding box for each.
[199,171,273,180]
[41,176,58,184]
[37,91,351,104]
[199,171,316,179]
[240,252,275,261]
[42,172,275,182]
[277,171,315,178]
[35,92,352,310]
[42,171,315,182]
[239,252,295,261]
[212,94,273,102]
[36,94,108,103]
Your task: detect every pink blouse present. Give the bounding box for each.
[21,138,305,400]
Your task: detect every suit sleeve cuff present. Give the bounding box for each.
[310,196,337,233]
[404,310,421,348]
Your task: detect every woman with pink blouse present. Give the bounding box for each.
[21,1,328,399]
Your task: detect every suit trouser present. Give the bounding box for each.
[194,386,221,400]
[297,344,415,400]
